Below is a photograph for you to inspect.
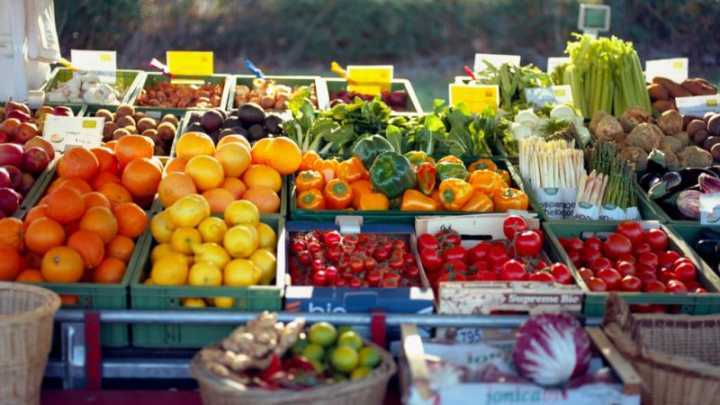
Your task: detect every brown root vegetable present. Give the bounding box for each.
[652,99,676,113]
[664,150,681,170]
[686,119,708,137]
[652,77,692,98]
[711,143,720,161]
[657,110,684,136]
[591,112,624,142]
[708,115,720,136]
[693,129,709,146]
[660,136,684,154]
[673,131,690,148]
[678,146,713,168]
[703,136,720,151]
[619,146,648,171]
[647,83,669,100]
[619,107,651,132]
[681,79,717,96]
[626,123,663,152]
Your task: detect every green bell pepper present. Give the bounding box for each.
[436,161,468,182]
[351,135,394,168]
[404,151,435,167]
[369,152,417,199]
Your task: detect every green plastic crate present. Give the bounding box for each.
[668,223,720,274]
[131,72,232,117]
[41,67,143,110]
[323,77,423,116]
[633,179,717,227]
[129,212,285,348]
[229,75,327,112]
[289,159,528,224]
[544,220,720,316]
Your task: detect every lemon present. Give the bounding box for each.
[224,200,259,226]
[250,248,276,285]
[168,194,210,228]
[224,259,261,286]
[198,216,227,243]
[255,223,277,249]
[151,243,175,263]
[150,210,175,243]
[182,297,206,308]
[213,296,235,308]
[223,224,258,258]
[171,227,202,254]
[188,262,222,286]
[151,253,189,285]
[194,242,231,269]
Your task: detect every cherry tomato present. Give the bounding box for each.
[307,241,322,253]
[616,253,636,264]
[590,257,612,272]
[443,246,467,263]
[404,265,420,280]
[503,215,528,239]
[437,229,461,247]
[324,265,338,284]
[581,245,602,265]
[643,279,666,293]
[644,228,669,251]
[584,237,602,251]
[635,243,651,256]
[550,263,573,285]
[467,242,491,263]
[567,250,582,267]
[443,259,467,275]
[373,246,390,262]
[298,250,312,265]
[515,230,543,257]
[322,231,342,247]
[666,279,687,293]
[326,246,342,263]
[363,257,376,271]
[637,252,658,270]
[578,267,594,282]
[389,254,405,270]
[615,261,636,276]
[312,270,327,286]
[619,275,642,292]
[349,277,362,288]
[529,271,555,282]
[366,270,382,287]
[658,268,678,283]
[417,234,439,252]
[311,259,325,272]
[471,260,490,274]
[616,221,644,247]
[334,277,347,287]
[291,240,306,254]
[602,233,632,259]
[559,237,584,252]
[475,270,497,281]
[488,244,510,265]
[382,274,401,288]
[500,259,527,281]
[587,276,608,292]
[673,261,697,282]
[597,267,622,290]
[350,258,364,273]
[637,270,657,284]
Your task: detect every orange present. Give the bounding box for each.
[0,246,21,281]
[266,136,301,175]
[41,246,84,283]
[67,230,105,269]
[91,146,119,174]
[79,206,118,244]
[98,182,133,208]
[24,204,48,230]
[168,194,210,228]
[0,217,23,250]
[47,177,68,194]
[25,217,65,254]
[217,134,251,150]
[250,137,274,164]
[46,187,86,224]
[202,188,235,214]
[57,147,99,181]
[185,155,224,191]
[105,140,118,151]
[175,132,215,160]
[214,142,250,177]
[115,134,154,167]
[83,192,112,209]
[92,171,121,190]
[221,177,247,199]
[113,202,147,238]
[242,164,281,192]
[121,157,162,199]
[242,187,280,213]
[57,178,93,195]
[164,157,188,174]
[93,258,126,283]
[158,172,197,207]
[107,235,135,262]
[16,269,44,283]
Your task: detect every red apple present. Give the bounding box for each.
[0,143,24,167]
[52,106,73,116]
[14,122,39,144]
[21,147,49,174]
[0,187,21,215]
[3,165,22,189]
[18,173,35,195]
[6,101,31,116]
[0,167,10,188]
[6,109,31,123]
[23,136,55,161]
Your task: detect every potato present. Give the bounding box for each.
[686,119,707,138]
[647,83,669,100]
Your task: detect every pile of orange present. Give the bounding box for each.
[0,141,152,284]
[163,132,301,214]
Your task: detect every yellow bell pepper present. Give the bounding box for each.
[400,189,439,211]
[461,191,494,212]
[357,192,390,211]
[469,169,507,197]
[438,178,474,210]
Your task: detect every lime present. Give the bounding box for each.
[359,346,381,368]
[291,338,309,356]
[337,325,354,336]
[302,343,324,362]
[330,346,359,373]
[337,330,363,351]
[351,366,371,380]
[308,322,337,347]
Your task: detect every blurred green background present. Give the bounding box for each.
[55,0,720,110]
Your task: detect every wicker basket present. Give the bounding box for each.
[191,342,396,405]
[602,293,720,405]
[0,282,60,405]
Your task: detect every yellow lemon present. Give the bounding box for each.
[223,224,258,258]
[171,227,202,254]
[188,262,222,286]
[168,194,210,228]
[255,223,277,249]
[194,242,230,269]
[176,131,215,160]
[217,134,251,150]
[150,210,175,243]
[185,155,225,191]
[224,259,261,286]
[151,243,175,263]
[214,142,251,178]
[182,297,206,308]
[250,248,277,285]
[224,200,259,226]
[213,296,235,308]
[198,216,227,243]
[151,253,189,285]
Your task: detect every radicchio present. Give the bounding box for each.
[512,313,591,386]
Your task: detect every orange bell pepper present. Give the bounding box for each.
[400,189,439,211]
[439,178,474,210]
[324,178,353,209]
[468,159,498,172]
[357,192,389,211]
[299,150,321,171]
[495,169,511,185]
[431,189,443,205]
[295,170,324,192]
[337,157,368,183]
[468,169,506,197]
[297,189,325,210]
[493,187,529,212]
[461,191,494,212]
[350,180,373,208]
[438,155,464,164]
[312,158,339,183]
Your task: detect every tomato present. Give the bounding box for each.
[616,253,636,264]
[503,215,528,240]
[382,274,401,288]
[311,259,325,272]
[567,250,582,267]
[658,251,680,269]
[366,270,382,287]
[443,246,467,263]
[515,230,542,257]
[637,252,658,270]
[324,266,338,284]
[389,254,404,270]
[488,244,510,265]
[474,270,497,281]
[578,267,594,282]
[581,245,602,265]
[587,276,608,292]
[291,239,306,254]
[590,257,612,272]
[298,250,312,265]
[672,257,693,269]
[684,280,701,291]
[466,242,491,263]
[534,260,549,271]
[334,277,347,287]
[584,237,602,251]
[550,263,573,284]
[635,243,651,256]
[373,247,390,262]
[312,270,327,286]
[559,237,584,252]
[471,260,490,274]
[404,265,420,280]
[658,268,678,283]
[597,267,622,290]
[616,261,636,276]
[643,279,666,293]
[673,261,697,282]
[695,287,707,293]
[322,231,342,247]
[500,259,526,281]
[437,228,461,247]
[529,271,555,282]
[417,234,439,252]
[326,246,342,263]
[419,248,442,272]
[443,259,467,275]
[619,275,642,292]
[307,241,322,253]
[616,221,644,247]
[350,258,364,273]
[349,277,362,288]
[644,228,669,251]
[602,233,632,259]
[637,269,657,284]
[363,257,376,271]
[666,279,687,293]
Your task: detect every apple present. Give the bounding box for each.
[14,122,39,144]
[0,143,24,167]
[0,187,21,215]
[18,173,35,195]
[23,136,55,161]
[0,167,10,188]
[6,101,31,116]
[21,147,49,174]
[6,110,31,123]
[3,165,22,189]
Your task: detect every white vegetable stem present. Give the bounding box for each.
[519,137,584,191]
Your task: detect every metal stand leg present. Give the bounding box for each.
[61,322,86,389]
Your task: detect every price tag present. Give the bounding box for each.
[43,116,104,152]
[546,56,569,74]
[346,65,393,96]
[676,95,720,116]
[524,85,574,107]
[700,193,720,225]
[71,49,117,83]
[645,58,688,83]
[473,54,520,73]
[449,83,499,113]
[166,51,214,76]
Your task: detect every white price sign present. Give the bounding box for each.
[547,57,570,74]
[71,49,117,83]
[701,193,720,225]
[524,85,574,107]
[676,95,720,117]
[43,116,104,152]
[473,53,520,73]
[645,58,688,83]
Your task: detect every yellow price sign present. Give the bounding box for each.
[707,99,719,107]
[449,84,499,113]
[166,51,214,76]
[346,65,393,96]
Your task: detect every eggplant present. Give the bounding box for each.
[708,165,720,177]
[700,173,720,194]
[695,239,720,269]
[677,189,701,219]
[677,168,717,189]
[638,172,661,192]
[648,171,683,200]
[700,228,720,241]
[646,150,669,175]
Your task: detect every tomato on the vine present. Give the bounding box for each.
[467,242,490,263]
[443,246,467,263]
[503,215,528,240]
[515,230,542,257]
[419,248,442,272]
[417,234,439,252]
[644,228,669,251]
[488,244,510,265]
[596,267,622,290]
[550,263,573,284]
[500,259,526,281]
